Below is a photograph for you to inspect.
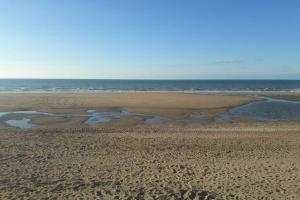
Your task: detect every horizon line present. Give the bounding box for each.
[1,78,300,81]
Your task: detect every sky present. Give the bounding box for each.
[0,0,300,79]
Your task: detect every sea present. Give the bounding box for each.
[0,79,300,93]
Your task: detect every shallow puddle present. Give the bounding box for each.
[2,97,299,129]
[5,118,33,129]
[215,114,233,122]
[230,98,300,121]
[84,110,137,125]
[144,116,168,125]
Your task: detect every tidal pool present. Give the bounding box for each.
[215,114,233,122]
[84,110,139,125]
[5,118,33,129]
[2,97,299,129]
[230,98,300,121]
[144,116,168,125]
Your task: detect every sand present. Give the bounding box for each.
[0,93,252,118]
[269,93,300,102]
[1,128,299,199]
[0,93,300,199]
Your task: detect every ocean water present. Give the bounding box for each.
[0,79,300,93]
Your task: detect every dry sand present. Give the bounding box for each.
[0,93,300,199]
[1,128,299,199]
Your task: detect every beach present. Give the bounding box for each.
[3,0,300,198]
[0,93,300,199]
[0,93,253,128]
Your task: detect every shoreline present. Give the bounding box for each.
[1,92,300,129]
[1,92,299,199]
[1,90,300,94]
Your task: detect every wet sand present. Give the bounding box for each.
[269,93,300,102]
[0,93,253,128]
[0,93,300,199]
[0,93,252,118]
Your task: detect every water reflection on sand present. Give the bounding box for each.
[1,97,300,129]
[5,118,33,129]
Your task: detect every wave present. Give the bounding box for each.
[0,79,300,93]
[1,88,300,93]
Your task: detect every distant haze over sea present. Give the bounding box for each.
[0,79,300,93]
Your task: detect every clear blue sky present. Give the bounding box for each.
[0,0,299,79]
